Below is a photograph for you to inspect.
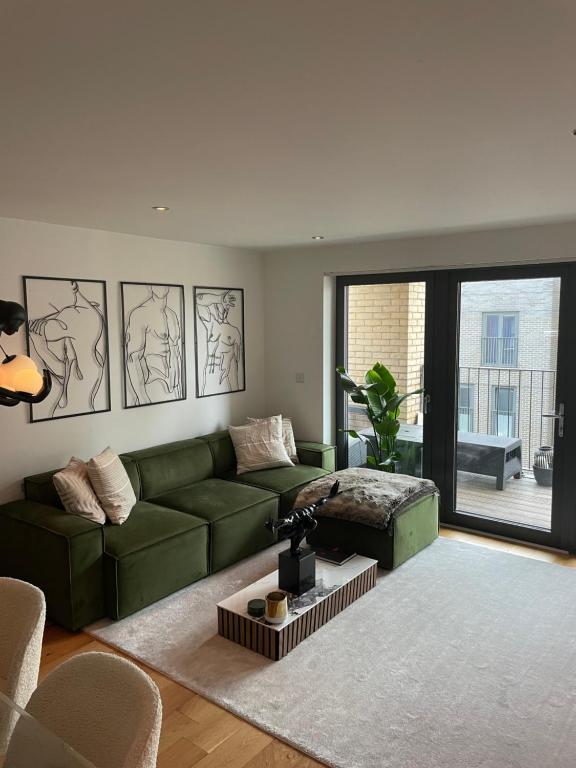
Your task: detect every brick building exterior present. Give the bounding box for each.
[346,282,425,428]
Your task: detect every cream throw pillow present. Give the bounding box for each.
[247,415,299,463]
[87,447,136,525]
[53,457,106,525]
[229,415,294,474]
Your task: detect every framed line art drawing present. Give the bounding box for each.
[193,286,245,398]
[121,282,186,408]
[23,276,111,422]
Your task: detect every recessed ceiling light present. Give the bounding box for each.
[152,206,170,212]
[312,235,325,240]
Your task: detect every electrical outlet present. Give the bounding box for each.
[295,372,305,384]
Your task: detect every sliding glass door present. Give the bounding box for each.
[336,263,576,552]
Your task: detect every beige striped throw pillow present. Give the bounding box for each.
[247,416,299,463]
[229,414,294,475]
[53,457,106,525]
[87,447,136,525]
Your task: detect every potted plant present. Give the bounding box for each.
[336,362,423,473]
[533,446,553,487]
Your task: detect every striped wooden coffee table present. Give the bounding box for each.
[217,554,378,661]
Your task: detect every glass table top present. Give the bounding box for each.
[0,688,96,768]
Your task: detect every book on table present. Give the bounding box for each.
[311,545,357,566]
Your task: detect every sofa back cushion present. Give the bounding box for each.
[122,439,213,499]
[24,457,141,509]
[198,431,237,477]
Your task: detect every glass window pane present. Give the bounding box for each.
[502,315,517,338]
[345,281,426,477]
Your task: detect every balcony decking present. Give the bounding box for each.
[456,471,552,530]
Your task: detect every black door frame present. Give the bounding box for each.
[335,272,436,480]
[335,262,576,553]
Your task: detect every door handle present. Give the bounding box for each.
[423,394,431,415]
[543,402,565,438]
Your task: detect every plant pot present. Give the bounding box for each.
[533,446,553,487]
[533,465,553,487]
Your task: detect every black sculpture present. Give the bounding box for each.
[0,298,52,407]
[265,481,341,595]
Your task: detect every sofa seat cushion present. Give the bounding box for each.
[103,501,209,620]
[150,479,279,572]
[226,465,330,516]
[151,478,276,521]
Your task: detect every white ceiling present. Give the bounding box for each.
[2,0,576,249]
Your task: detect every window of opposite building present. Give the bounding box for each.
[491,385,518,437]
[458,383,475,432]
[482,312,518,367]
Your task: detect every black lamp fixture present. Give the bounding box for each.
[0,299,52,408]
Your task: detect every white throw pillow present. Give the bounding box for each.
[53,457,106,525]
[87,447,136,525]
[247,415,299,463]
[229,415,294,475]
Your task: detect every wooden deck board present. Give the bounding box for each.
[456,471,552,529]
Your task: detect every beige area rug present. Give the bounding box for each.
[87,539,576,768]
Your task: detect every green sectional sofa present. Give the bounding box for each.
[0,431,335,631]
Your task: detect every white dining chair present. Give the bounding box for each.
[0,577,46,751]
[5,652,162,768]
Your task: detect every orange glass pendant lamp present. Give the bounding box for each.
[0,299,52,407]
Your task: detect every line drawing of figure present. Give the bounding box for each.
[195,289,243,395]
[28,280,107,418]
[125,285,183,405]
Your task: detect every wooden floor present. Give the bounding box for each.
[40,528,576,768]
[456,471,552,529]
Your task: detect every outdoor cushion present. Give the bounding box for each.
[151,479,278,571]
[122,439,213,499]
[103,501,209,620]
[227,464,330,516]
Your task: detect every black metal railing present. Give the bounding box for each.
[458,367,556,469]
[346,366,557,471]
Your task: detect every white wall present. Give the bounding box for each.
[263,220,576,444]
[0,217,267,503]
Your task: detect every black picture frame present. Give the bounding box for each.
[22,275,111,423]
[193,286,246,398]
[120,281,187,408]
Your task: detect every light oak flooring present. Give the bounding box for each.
[40,529,576,768]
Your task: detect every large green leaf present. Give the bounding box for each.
[336,367,363,395]
[375,416,400,437]
[343,429,371,445]
[387,389,423,413]
[364,368,388,397]
[371,363,396,394]
[365,387,384,418]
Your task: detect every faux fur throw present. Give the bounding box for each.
[295,468,439,531]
